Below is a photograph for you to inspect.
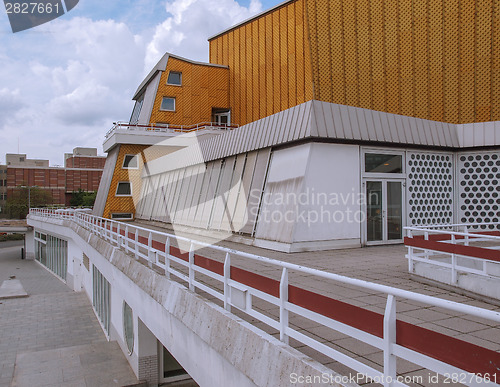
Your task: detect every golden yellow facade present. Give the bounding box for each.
[103,144,147,219]
[149,57,230,126]
[306,0,499,124]
[210,0,499,125]
[209,0,314,126]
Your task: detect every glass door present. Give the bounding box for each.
[365,180,403,244]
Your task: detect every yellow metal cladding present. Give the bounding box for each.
[209,0,314,126]
[103,144,147,219]
[102,145,176,219]
[150,57,229,126]
[305,0,499,124]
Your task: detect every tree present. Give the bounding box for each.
[70,189,97,207]
[5,186,52,219]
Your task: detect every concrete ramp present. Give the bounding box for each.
[0,279,28,300]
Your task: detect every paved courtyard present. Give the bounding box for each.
[0,241,140,387]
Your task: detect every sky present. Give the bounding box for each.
[0,0,282,166]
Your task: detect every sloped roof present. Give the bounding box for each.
[144,100,500,177]
[132,52,228,100]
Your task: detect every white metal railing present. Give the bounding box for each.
[105,121,238,138]
[405,223,500,284]
[30,208,500,387]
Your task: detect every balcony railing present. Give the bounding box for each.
[29,208,500,387]
[105,121,238,139]
[405,222,500,284]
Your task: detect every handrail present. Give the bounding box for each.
[29,208,500,387]
[405,226,500,241]
[105,121,239,138]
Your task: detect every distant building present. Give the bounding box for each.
[0,165,6,214]
[3,147,106,212]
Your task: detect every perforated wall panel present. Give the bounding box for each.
[458,152,500,228]
[407,152,454,226]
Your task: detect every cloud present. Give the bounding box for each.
[0,88,25,126]
[0,16,144,163]
[146,0,262,69]
[0,0,264,165]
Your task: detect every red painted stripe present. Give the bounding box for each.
[194,255,224,276]
[151,240,164,251]
[397,321,500,378]
[170,246,189,261]
[405,237,500,262]
[412,231,500,242]
[231,267,280,297]
[288,286,384,337]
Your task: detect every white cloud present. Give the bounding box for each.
[0,0,263,165]
[146,0,262,69]
[0,88,25,126]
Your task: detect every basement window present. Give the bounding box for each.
[115,182,132,196]
[167,71,182,86]
[111,213,133,220]
[160,97,176,112]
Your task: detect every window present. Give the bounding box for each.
[122,155,138,169]
[365,153,403,174]
[160,97,175,112]
[111,213,133,220]
[35,233,67,280]
[167,71,182,86]
[93,265,110,334]
[116,182,132,196]
[123,302,134,355]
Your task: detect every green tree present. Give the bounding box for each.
[5,186,52,219]
[70,189,97,207]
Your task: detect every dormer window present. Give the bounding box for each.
[167,71,182,86]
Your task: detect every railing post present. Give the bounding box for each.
[407,229,414,273]
[134,229,139,260]
[464,225,470,246]
[424,231,429,260]
[147,232,153,268]
[116,222,120,246]
[383,294,397,387]
[125,225,129,251]
[451,234,457,284]
[279,267,289,345]
[165,237,171,279]
[224,253,231,312]
[188,243,195,291]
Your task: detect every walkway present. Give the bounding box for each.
[136,221,500,386]
[0,241,140,387]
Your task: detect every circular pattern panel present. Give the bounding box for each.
[458,152,500,229]
[407,153,454,226]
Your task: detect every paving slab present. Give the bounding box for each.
[11,343,138,387]
[0,279,28,300]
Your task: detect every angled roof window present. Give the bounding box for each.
[167,71,182,86]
